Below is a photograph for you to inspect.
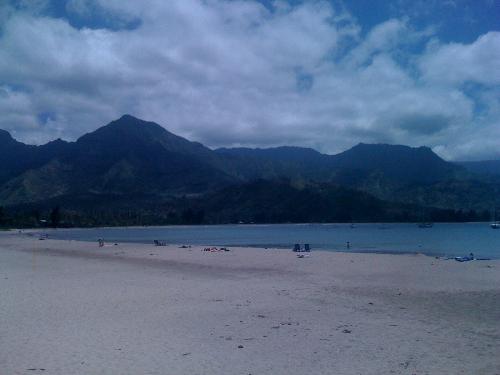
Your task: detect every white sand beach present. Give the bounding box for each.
[1,231,499,375]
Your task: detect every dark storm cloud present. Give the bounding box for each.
[396,114,451,136]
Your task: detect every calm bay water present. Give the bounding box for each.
[45,222,500,259]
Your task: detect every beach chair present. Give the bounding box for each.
[293,243,301,252]
[304,244,311,252]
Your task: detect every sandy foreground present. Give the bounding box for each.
[0,231,499,375]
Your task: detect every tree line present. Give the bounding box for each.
[0,204,491,229]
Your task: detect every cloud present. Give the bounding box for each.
[65,0,94,18]
[345,19,408,65]
[0,0,498,160]
[419,32,500,86]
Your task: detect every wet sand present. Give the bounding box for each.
[1,231,499,375]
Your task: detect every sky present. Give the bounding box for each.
[0,0,499,160]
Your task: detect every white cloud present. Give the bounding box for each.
[0,0,498,160]
[419,32,500,86]
[345,19,408,65]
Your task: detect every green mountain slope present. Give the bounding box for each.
[0,115,498,224]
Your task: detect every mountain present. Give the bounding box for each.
[195,179,408,224]
[0,129,70,185]
[330,143,461,183]
[215,146,333,181]
[7,179,483,227]
[457,160,500,177]
[194,180,486,224]
[216,142,464,186]
[63,114,235,194]
[0,114,498,226]
[216,142,483,209]
[0,115,235,205]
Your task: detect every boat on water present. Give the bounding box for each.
[491,208,499,229]
[417,208,433,228]
[418,222,434,228]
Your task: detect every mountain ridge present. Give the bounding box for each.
[0,115,498,217]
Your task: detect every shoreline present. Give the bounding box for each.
[1,231,499,374]
[13,224,500,260]
[7,219,496,233]
[10,233,479,259]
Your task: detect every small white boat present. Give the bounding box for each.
[490,208,499,229]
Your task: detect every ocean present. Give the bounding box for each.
[43,222,500,259]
